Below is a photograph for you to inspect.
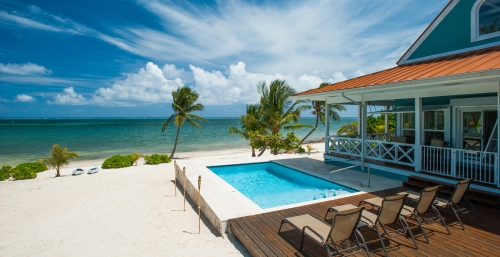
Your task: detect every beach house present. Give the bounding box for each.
[292,0,500,187]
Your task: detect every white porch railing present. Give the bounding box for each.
[327,136,362,157]
[327,137,499,186]
[365,140,415,166]
[421,145,498,186]
[327,136,413,166]
[366,133,393,141]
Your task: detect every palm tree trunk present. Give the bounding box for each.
[257,144,267,156]
[56,166,60,177]
[170,126,181,159]
[296,113,320,153]
[251,147,256,157]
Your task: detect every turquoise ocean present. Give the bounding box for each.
[0,117,356,166]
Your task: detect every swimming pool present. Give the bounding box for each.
[208,162,358,209]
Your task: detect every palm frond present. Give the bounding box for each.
[162,114,176,132]
[186,118,203,131]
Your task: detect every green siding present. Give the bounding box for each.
[408,0,500,61]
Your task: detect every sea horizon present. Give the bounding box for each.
[0,117,357,167]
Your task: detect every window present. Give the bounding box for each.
[472,0,500,41]
[424,111,445,145]
[402,113,415,144]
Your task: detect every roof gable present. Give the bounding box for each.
[399,0,500,65]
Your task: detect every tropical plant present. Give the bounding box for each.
[336,114,395,135]
[131,152,141,166]
[337,121,359,135]
[18,162,47,173]
[144,154,171,165]
[257,79,312,155]
[43,144,78,177]
[0,166,12,181]
[162,86,207,159]
[101,155,133,169]
[247,131,300,154]
[11,166,37,180]
[306,145,314,155]
[229,104,264,157]
[297,82,346,150]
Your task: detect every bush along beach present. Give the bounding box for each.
[0,166,12,181]
[144,154,171,165]
[102,155,133,169]
[11,162,47,180]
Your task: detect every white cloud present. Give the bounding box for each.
[354,70,366,77]
[190,62,265,105]
[49,87,88,105]
[16,94,36,102]
[162,64,188,80]
[90,62,184,106]
[331,72,348,83]
[0,63,51,76]
[190,62,354,105]
[90,61,369,106]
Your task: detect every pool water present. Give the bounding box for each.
[208,162,358,209]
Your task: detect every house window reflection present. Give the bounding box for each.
[424,111,445,145]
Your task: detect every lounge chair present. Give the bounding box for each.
[278,206,370,257]
[434,179,482,230]
[398,186,451,244]
[358,194,418,257]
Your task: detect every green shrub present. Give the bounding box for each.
[298,147,306,153]
[101,155,133,169]
[14,162,47,173]
[0,166,12,181]
[11,163,41,180]
[144,154,171,165]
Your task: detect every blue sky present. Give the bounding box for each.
[0,0,448,118]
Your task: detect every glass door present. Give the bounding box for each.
[460,110,497,151]
[462,111,482,150]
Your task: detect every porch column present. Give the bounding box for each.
[357,105,362,135]
[414,97,422,172]
[361,99,367,163]
[497,84,500,188]
[324,101,330,154]
[385,103,389,135]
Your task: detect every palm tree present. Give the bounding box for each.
[162,86,207,159]
[229,104,263,157]
[257,79,312,154]
[43,144,79,177]
[297,82,346,149]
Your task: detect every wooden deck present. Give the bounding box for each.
[229,187,500,257]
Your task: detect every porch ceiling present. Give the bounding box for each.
[293,46,500,102]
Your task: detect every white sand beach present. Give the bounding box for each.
[0,143,327,256]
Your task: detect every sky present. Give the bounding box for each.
[0,0,449,118]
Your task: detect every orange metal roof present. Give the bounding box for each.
[294,46,500,97]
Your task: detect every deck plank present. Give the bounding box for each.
[229,186,500,257]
